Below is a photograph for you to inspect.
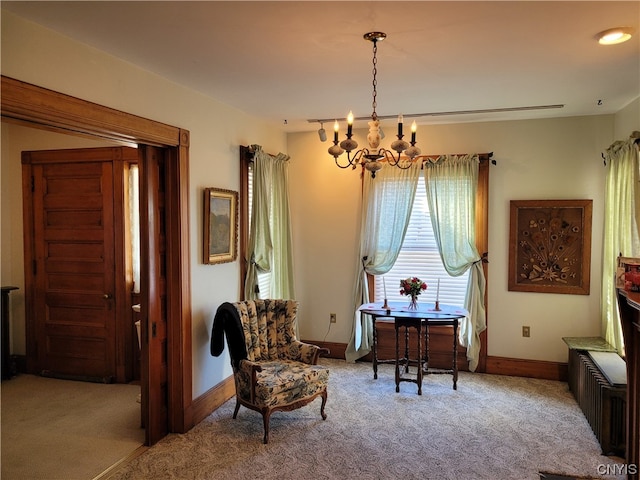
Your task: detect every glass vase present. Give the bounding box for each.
[408,295,418,310]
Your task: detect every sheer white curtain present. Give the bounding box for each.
[244,145,295,300]
[601,132,640,355]
[423,154,486,371]
[345,161,421,362]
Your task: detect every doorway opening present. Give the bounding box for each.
[1,75,193,448]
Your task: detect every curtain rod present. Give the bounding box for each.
[604,130,640,151]
[418,152,495,165]
[242,144,277,161]
[601,131,640,166]
[389,152,495,166]
[242,145,495,165]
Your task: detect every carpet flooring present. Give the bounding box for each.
[1,374,144,480]
[108,358,626,480]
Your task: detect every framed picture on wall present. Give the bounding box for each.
[203,187,238,265]
[508,199,592,295]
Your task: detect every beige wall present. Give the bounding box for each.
[2,10,639,405]
[1,11,287,397]
[288,109,638,363]
[615,97,640,139]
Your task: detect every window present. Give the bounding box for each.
[373,175,469,307]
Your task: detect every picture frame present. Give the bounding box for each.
[508,199,592,295]
[203,188,238,265]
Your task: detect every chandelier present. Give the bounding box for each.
[327,32,421,178]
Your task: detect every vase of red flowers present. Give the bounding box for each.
[400,277,427,310]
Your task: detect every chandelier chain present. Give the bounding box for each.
[326,32,423,178]
[371,40,378,121]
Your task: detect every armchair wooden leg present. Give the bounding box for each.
[320,390,328,420]
[262,409,272,444]
[232,399,241,419]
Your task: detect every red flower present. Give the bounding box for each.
[399,277,428,297]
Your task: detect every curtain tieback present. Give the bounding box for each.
[473,252,489,265]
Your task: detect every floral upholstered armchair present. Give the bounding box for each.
[211,299,330,443]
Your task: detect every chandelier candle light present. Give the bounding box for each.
[328,32,422,178]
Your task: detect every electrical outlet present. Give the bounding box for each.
[522,326,530,337]
[330,313,337,324]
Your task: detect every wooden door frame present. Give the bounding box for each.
[2,76,193,435]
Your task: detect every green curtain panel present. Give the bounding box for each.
[601,133,640,355]
[345,161,421,362]
[424,154,486,372]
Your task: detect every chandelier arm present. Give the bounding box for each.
[382,149,400,165]
[346,149,366,170]
[383,150,414,169]
[334,149,362,169]
[333,157,357,169]
[395,161,414,170]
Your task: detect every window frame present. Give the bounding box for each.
[239,146,253,299]
[366,156,491,369]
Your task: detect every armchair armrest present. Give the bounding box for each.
[237,359,263,404]
[238,358,263,375]
[288,341,330,365]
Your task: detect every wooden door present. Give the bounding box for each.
[138,145,169,444]
[22,147,137,381]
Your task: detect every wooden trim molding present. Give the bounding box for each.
[2,75,193,439]
[485,356,567,381]
[190,375,236,427]
[239,146,253,299]
[303,340,347,360]
[1,76,180,146]
[309,340,567,382]
[476,158,490,373]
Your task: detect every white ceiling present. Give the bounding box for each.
[2,1,639,133]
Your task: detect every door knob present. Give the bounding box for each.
[103,294,112,299]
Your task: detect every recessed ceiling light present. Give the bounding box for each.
[597,27,634,45]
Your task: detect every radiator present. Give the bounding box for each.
[568,350,626,456]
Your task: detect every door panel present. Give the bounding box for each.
[29,159,116,381]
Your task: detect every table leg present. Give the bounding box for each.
[424,322,430,370]
[395,321,400,392]
[452,320,459,390]
[417,321,423,395]
[403,325,410,374]
[371,315,378,380]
